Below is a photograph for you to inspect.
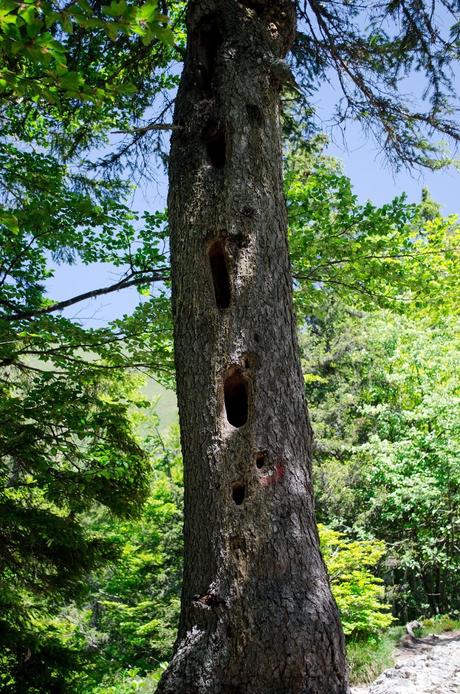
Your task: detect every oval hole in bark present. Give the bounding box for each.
[208,240,231,308]
[202,122,226,169]
[246,103,264,126]
[232,482,245,505]
[255,452,267,469]
[224,369,248,428]
[197,14,222,89]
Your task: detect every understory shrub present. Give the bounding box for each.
[319,525,394,637]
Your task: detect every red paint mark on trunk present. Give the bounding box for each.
[274,462,285,481]
[259,462,285,487]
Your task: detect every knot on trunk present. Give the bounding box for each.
[239,0,296,56]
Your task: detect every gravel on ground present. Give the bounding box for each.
[351,630,460,694]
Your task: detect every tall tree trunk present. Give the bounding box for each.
[158,1,349,691]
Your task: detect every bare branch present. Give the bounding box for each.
[1,270,170,323]
[112,123,182,135]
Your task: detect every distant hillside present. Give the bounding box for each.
[143,379,178,432]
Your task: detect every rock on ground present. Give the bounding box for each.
[352,632,460,694]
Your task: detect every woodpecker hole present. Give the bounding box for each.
[255,452,267,469]
[254,333,260,343]
[224,368,248,428]
[202,121,226,169]
[208,240,231,308]
[196,14,222,90]
[246,103,264,126]
[232,482,246,505]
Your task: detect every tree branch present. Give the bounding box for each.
[1,269,170,322]
[112,123,182,135]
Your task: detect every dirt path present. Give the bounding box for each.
[351,630,460,694]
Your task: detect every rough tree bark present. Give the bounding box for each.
[157,1,349,691]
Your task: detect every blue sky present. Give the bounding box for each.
[315,60,460,215]
[47,77,460,325]
[325,120,460,215]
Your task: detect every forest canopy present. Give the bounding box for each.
[0,0,459,692]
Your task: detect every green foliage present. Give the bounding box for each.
[88,668,165,693]
[85,432,183,688]
[0,410,182,692]
[319,525,394,637]
[0,141,174,373]
[0,0,180,155]
[290,146,460,622]
[287,142,459,319]
[1,0,459,691]
[0,372,150,691]
[0,2,177,690]
[414,614,460,637]
[355,320,460,616]
[345,629,403,685]
[68,425,183,693]
[0,143,173,689]
[304,305,460,619]
[0,0,172,103]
